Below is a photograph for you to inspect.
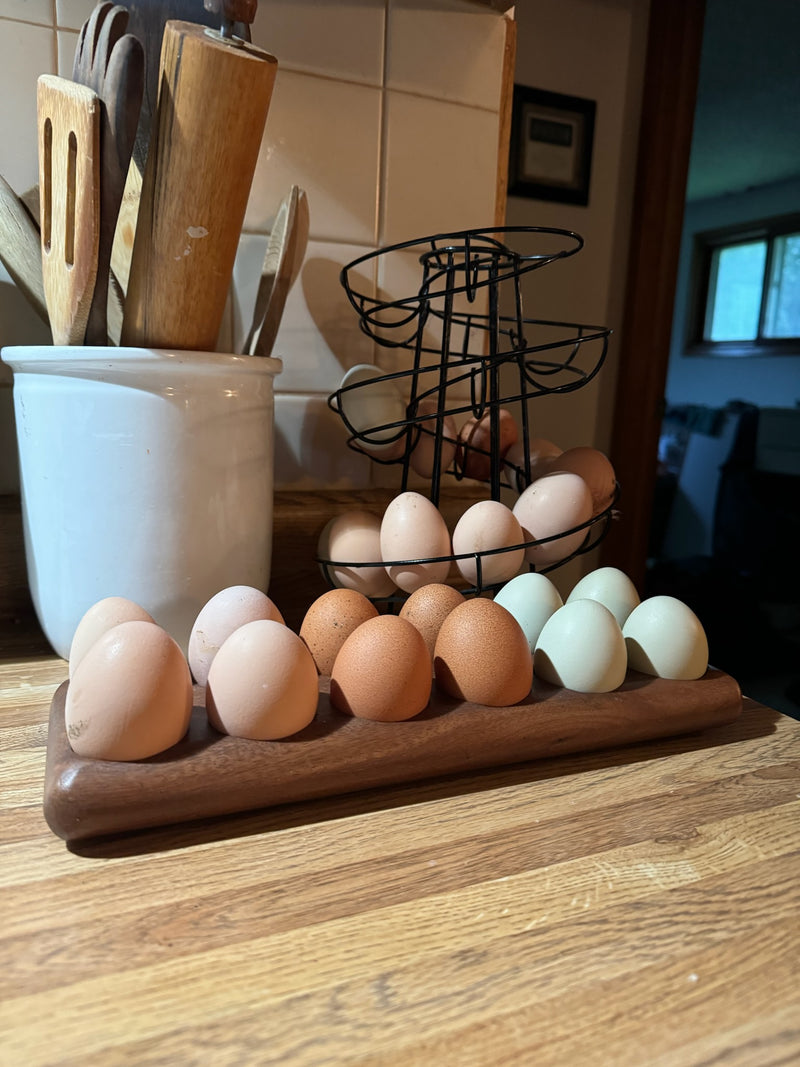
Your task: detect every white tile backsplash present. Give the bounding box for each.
[1,0,52,26]
[387,0,507,109]
[0,0,513,493]
[245,70,382,245]
[232,236,377,391]
[373,246,490,400]
[0,19,55,194]
[253,0,385,86]
[381,91,501,246]
[54,0,94,30]
[56,26,77,75]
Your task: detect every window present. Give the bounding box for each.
[690,214,800,355]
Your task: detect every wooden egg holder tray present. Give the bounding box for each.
[43,668,743,843]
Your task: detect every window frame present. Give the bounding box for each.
[687,211,800,358]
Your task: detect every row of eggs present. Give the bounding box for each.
[63,567,709,763]
[320,457,615,598]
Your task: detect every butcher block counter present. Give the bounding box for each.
[2,610,800,1065]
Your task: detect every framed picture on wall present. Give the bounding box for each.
[508,85,596,206]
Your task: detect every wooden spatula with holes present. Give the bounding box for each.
[36,75,101,346]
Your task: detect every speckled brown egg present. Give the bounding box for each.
[299,588,380,675]
[65,620,193,761]
[433,597,533,706]
[330,614,432,721]
[399,583,466,661]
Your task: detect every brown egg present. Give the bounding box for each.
[330,614,432,721]
[434,598,533,706]
[66,620,193,761]
[69,596,155,677]
[299,588,379,675]
[399,582,466,660]
[206,619,318,740]
[188,585,285,686]
[456,408,519,481]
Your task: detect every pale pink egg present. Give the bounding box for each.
[69,596,155,677]
[452,499,525,586]
[188,586,284,686]
[66,620,193,761]
[549,446,616,514]
[317,510,397,598]
[206,620,318,740]
[512,471,593,567]
[380,491,451,593]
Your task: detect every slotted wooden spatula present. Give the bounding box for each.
[37,74,101,345]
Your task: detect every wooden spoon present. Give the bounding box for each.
[73,2,144,344]
[247,187,310,358]
[0,175,48,323]
[37,75,101,346]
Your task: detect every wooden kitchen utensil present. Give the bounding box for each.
[37,75,101,346]
[73,1,144,344]
[109,0,247,299]
[121,19,277,350]
[122,0,251,180]
[0,174,48,323]
[244,186,311,357]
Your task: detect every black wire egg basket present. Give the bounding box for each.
[321,226,617,599]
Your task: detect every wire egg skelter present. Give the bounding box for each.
[323,225,617,599]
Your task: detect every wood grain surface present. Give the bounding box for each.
[43,669,742,842]
[2,636,799,1065]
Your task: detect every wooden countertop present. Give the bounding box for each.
[2,631,800,1064]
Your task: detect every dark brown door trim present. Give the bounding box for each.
[600,0,706,588]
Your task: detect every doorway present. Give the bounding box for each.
[601,0,800,717]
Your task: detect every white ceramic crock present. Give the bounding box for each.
[1,346,282,658]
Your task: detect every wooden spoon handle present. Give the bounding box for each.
[121,22,277,350]
[84,31,144,345]
[0,175,48,322]
[244,186,297,355]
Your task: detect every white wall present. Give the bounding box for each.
[505,0,649,458]
[505,0,649,592]
[666,175,800,408]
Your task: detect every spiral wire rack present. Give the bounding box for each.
[323,226,616,598]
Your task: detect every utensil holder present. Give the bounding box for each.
[1,345,281,657]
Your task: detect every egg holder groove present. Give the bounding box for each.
[324,226,614,597]
[42,667,743,844]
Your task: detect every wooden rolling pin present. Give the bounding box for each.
[121,18,276,350]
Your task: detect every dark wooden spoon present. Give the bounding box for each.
[73,2,144,344]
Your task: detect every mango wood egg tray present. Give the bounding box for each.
[43,668,743,843]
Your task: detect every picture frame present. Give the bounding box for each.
[508,85,596,206]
